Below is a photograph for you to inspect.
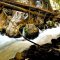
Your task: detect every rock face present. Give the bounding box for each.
[6,11,23,38]
[5,11,28,38]
[23,24,39,39]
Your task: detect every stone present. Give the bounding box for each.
[23,24,39,39]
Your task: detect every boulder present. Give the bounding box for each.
[23,24,39,39]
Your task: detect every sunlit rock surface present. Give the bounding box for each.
[6,11,27,37]
[0,12,7,31]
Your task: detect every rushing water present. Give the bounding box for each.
[0,26,60,50]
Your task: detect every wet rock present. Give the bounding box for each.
[0,29,6,35]
[51,37,60,48]
[24,44,60,60]
[23,24,39,39]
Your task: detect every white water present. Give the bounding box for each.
[33,27,60,45]
[0,35,24,49]
[0,26,60,50]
